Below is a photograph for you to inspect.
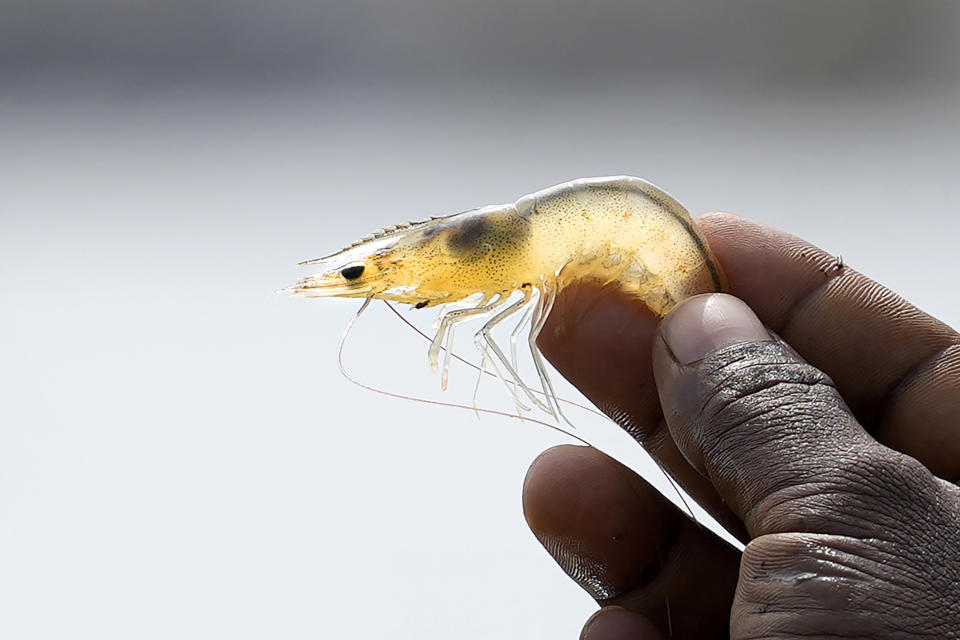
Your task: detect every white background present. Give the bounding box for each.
[3,2,960,638]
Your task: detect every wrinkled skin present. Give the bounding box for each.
[526,213,960,639]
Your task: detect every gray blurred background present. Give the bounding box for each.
[3,2,960,638]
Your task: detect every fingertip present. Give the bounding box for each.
[522,446,682,601]
[538,280,659,365]
[525,449,741,636]
[523,445,663,539]
[521,444,590,532]
[581,607,663,640]
[659,293,769,366]
[653,293,770,438]
[537,280,662,437]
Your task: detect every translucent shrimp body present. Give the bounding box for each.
[517,176,722,313]
[286,176,723,420]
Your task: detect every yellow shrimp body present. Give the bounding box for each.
[518,176,722,314]
[287,176,722,313]
[287,176,723,420]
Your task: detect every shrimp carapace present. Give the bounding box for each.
[287,176,724,420]
[288,203,535,308]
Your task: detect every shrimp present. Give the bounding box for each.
[285,176,724,422]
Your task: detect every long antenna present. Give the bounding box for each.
[382,300,696,520]
[337,299,591,446]
[340,298,698,523]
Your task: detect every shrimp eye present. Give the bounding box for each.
[340,264,365,280]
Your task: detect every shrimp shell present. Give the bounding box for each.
[286,176,724,420]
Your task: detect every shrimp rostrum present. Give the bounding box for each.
[286,176,723,422]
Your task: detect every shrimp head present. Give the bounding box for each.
[286,203,535,308]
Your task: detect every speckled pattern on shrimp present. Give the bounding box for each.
[285,176,725,423]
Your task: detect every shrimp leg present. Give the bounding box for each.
[429,294,495,373]
[509,301,535,372]
[430,294,503,390]
[474,289,555,415]
[431,296,487,332]
[528,284,575,428]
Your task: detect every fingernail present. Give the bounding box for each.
[661,294,768,365]
[581,606,660,640]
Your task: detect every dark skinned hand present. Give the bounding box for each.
[525,213,960,639]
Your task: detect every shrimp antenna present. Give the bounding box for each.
[381,301,699,523]
[339,300,697,523]
[337,299,592,446]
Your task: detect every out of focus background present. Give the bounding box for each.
[3,2,960,638]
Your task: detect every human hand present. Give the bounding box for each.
[525,214,960,638]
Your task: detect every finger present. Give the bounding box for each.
[540,280,747,536]
[523,445,739,637]
[652,293,940,537]
[581,607,663,640]
[700,213,960,480]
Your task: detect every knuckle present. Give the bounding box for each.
[738,534,874,614]
[685,340,845,467]
[672,340,897,526]
[750,448,939,538]
[696,341,837,434]
[734,532,960,638]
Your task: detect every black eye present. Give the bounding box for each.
[340,264,365,280]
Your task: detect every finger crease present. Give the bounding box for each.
[776,269,852,337]
[877,342,960,429]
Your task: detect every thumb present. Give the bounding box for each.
[651,293,930,538]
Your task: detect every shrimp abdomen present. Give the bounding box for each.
[523,176,723,314]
